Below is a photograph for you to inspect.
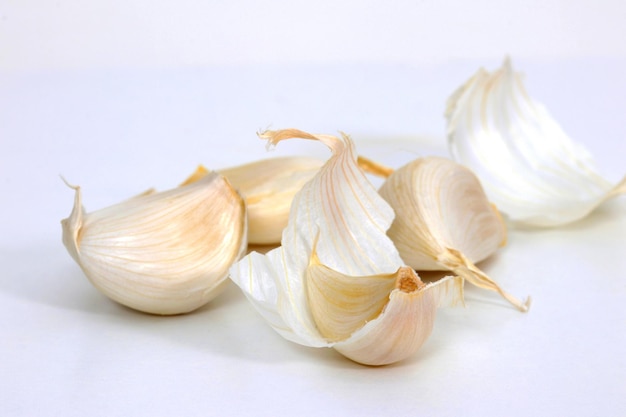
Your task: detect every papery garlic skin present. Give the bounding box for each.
[378,156,529,312]
[229,129,463,365]
[61,173,247,315]
[446,57,626,227]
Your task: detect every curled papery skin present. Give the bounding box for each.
[229,129,464,365]
[375,156,529,312]
[446,57,626,227]
[61,173,247,315]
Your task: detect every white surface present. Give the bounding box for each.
[2,0,626,71]
[1,58,625,416]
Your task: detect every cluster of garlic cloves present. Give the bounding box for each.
[61,172,247,315]
[229,129,464,366]
[446,57,626,227]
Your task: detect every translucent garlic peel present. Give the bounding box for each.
[377,156,529,312]
[229,129,464,365]
[61,173,247,315]
[446,57,626,226]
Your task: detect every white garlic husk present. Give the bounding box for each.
[229,129,464,366]
[376,156,529,312]
[61,172,247,315]
[446,57,626,227]
[182,157,324,245]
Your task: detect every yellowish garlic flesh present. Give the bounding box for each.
[61,172,247,315]
[367,156,529,312]
[229,128,465,366]
[182,157,324,245]
[307,246,464,365]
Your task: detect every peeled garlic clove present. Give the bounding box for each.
[181,157,324,245]
[446,57,626,227]
[61,173,247,315]
[229,129,464,365]
[377,156,529,312]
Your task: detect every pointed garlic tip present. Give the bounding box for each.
[446,57,625,227]
[379,156,529,312]
[61,172,247,315]
[230,128,465,366]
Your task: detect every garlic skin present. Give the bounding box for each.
[229,129,464,366]
[378,156,529,312]
[182,157,324,245]
[446,57,626,227]
[61,173,247,315]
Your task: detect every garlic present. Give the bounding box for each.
[182,157,324,245]
[446,57,626,227]
[371,156,530,312]
[61,172,247,315]
[229,129,464,366]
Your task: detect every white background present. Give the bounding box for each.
[1,1,625,416]
[2,0,626,71]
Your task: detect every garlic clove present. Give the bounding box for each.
[446,57,626,227]
[220,157,324,245]
[229,129,464,365]
[61,172,247,315]
[334,272,463,366]
[378,157,506,268]
[181,157,324,245]
[372,156,529,312]
[307,243,464,365]
[305,241,398,343]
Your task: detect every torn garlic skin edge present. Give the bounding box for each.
[61,172,247,315]
[359,156,530,312]
[446,57,626,227]
[229,129,464,366]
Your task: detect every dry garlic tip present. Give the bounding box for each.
[61,172,247,315]
[181,157,323,245]
[229,128,463,366]
[446,57,626,227]
[361,155,529,312]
